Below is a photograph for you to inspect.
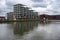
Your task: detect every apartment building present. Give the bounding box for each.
[7,4,38,21]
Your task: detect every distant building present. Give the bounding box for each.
[39,14,60,21]
[7,12,14,21]
[0,16,5,21]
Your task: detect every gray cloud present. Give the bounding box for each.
[0,9,6,16]
[47,10,59,13]
[43,10,60,15]
[33,4,47,8]
[46,0,60,15]
[55,0,60,2]
[0,0,60,16]
[0,0,16,16]
[0,0,12,16]
[32,0,44,2]
[6,0,14,11]
[32,0,48,8]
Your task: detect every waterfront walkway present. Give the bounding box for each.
[48,20,60,22]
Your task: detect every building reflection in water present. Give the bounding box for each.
[13,21,38,36]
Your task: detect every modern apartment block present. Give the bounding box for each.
[14,4,38,20]
[7,4,38,21]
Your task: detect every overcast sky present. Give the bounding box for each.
[0,0,60,16]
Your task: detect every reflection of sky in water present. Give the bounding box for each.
[21,22,60,40]
[0,22,60,40]
[0,24,14,40]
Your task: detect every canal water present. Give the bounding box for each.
[0,21,60,40]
